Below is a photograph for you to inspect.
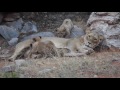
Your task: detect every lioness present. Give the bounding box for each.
[41,31,104,56]
[54,19,74,38]
[9,31,104,60]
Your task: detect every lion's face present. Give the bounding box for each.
[54,19,73,38]
[54,27,68,38]
[85,32,104,48]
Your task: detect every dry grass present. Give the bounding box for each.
[14,51,120,78]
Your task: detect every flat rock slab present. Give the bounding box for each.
[21,32,55,41]
[0,64,16,72]
[15,59,27,67]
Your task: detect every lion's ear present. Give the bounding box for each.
[54,28,58,32]
[30,44,33,48]
[99,35,104,41]
[63,27,66,31]
[86,34,91,40]
[65,20,69,24]
[39,36,42,39]
[33,38,37,42]
[85,27,92,34]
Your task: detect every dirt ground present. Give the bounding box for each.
[0,12,120,78]
[1,51,120,78]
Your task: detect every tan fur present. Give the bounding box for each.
[41,31,104,57]
[9,31,104,60]
[55,19,74,38]
[27,40,60,59]
[9,37,41,61]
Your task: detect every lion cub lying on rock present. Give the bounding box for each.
[55,19,74,38]
[55,19,85,38]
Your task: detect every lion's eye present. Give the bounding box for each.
[55,29,58,32]
[76,49,79,52]
[88,35,91,38]
[63,29,66,31]
[35,51,39,54]
[99,39,102,41]
[88,42,91,44]
[94,39,97,41]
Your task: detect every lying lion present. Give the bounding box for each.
[9,30,104,61]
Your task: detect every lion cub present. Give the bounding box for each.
[9,37,41,61]
[55,19,74,38]
[27,39,60,59]
[41,31,104,57]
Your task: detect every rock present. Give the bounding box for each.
[19,74,25,78]
[0,47,1,50]
[0,25,19,41]
[21,32,55,41]
[5,18,24,32]
[3,13,20,22]
[70,25,85,38]
[0,49,11,58]
[87,12,120,49]
[15,59,27,67]
[8,38,18,46]
[0,49,9,54]
[21,21,38,34]
[1,64,16,72]
[93,75,98,78]
[0,54,11,58]
[87,12,120,26]
[38,68,53,74]
[94,12,108,16]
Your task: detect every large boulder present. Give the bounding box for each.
[5,18,24,32]
[87,12,120,49]
[0,25,19,41]
[21,21,38,34]
[5,18,38,34]
[70,25,85,38]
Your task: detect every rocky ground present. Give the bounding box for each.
[0,12,120,78]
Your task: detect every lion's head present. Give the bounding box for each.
[29,39,58,59]
[54,27,68,38]
[84,31,104,48]
[54,19,73,38]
